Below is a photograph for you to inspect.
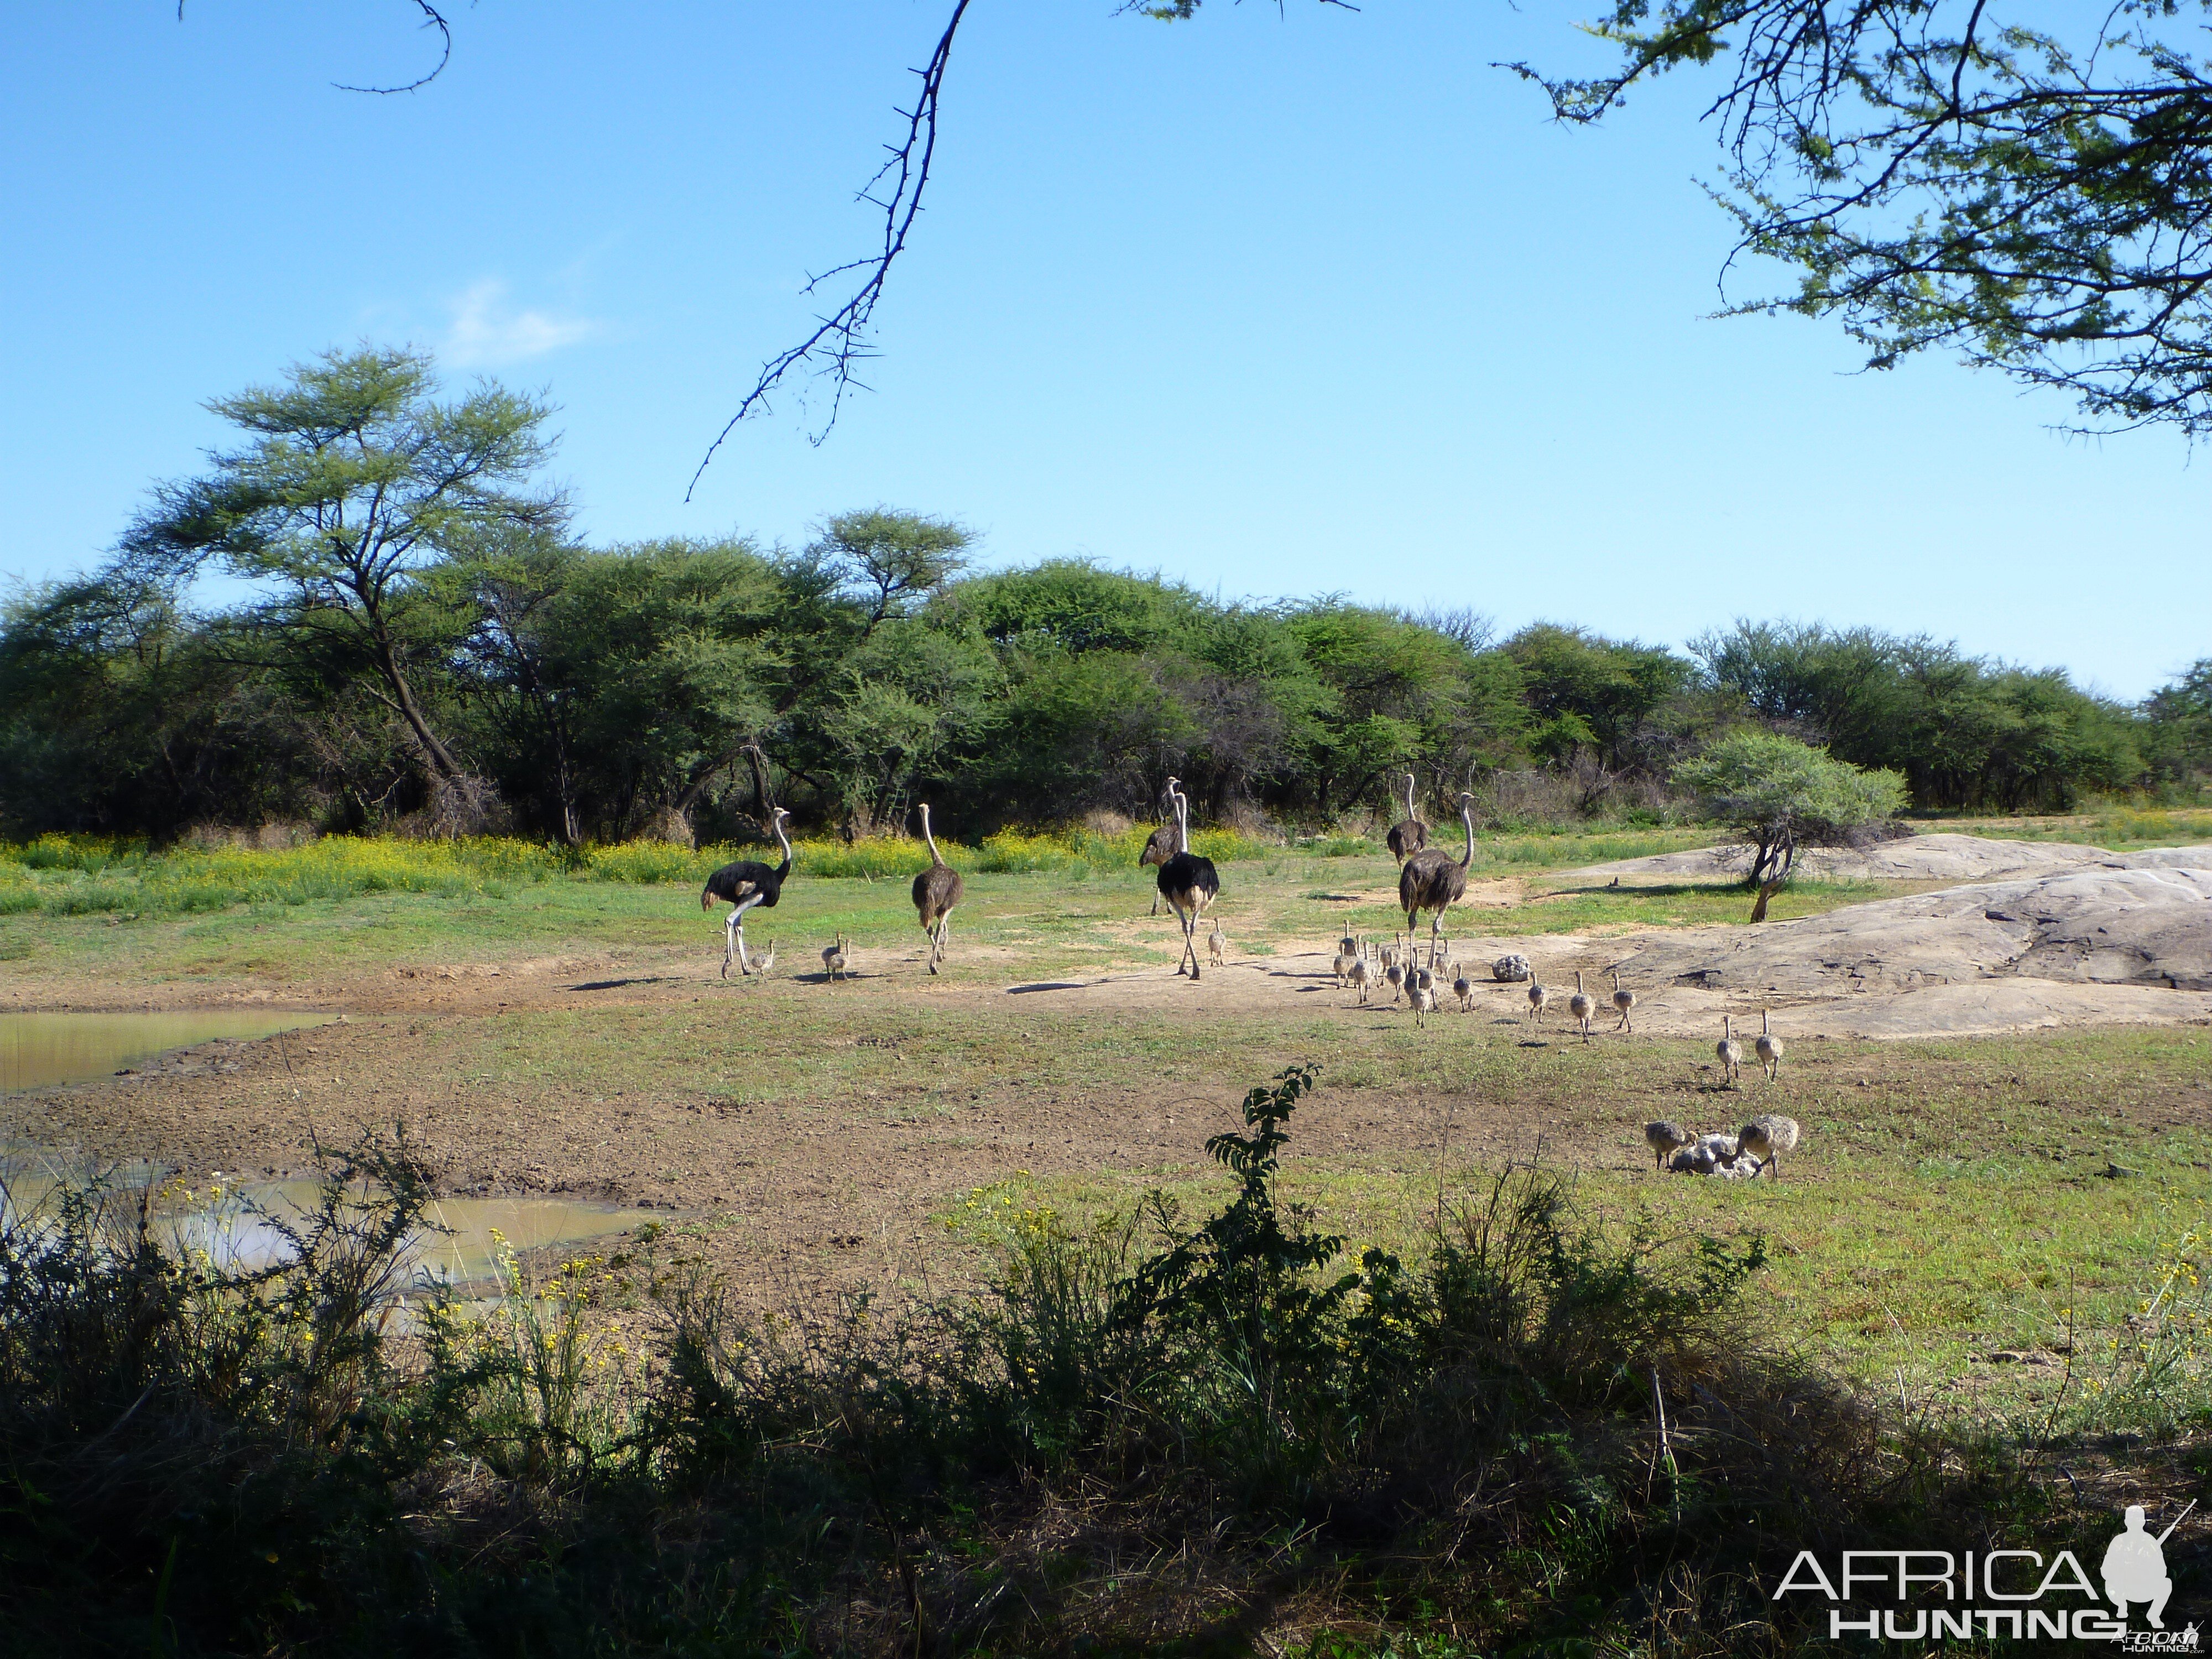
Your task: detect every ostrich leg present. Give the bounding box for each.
[723,896,763,977]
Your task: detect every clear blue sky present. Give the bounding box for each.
[2,3,2203,698]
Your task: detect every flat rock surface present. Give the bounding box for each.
[1607,863,2212,1000]
[1570,831,2210,885]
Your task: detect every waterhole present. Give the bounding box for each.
[0,1009,340,1093]
[2,1011,658,1286]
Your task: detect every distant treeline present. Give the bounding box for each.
[5,541,2203,844]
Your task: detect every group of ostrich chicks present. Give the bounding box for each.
[699,772,1804,1180]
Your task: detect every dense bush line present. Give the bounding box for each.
[7,544,2197,847]
[2,351,2201,844]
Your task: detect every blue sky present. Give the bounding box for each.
[2,3,2203,698]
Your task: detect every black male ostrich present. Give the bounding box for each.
[1137,785,1178,915]
[1157,777,1220,980]
[1385,771,1428,865]
[911,802,964,974]
[702,806,792,978]
[1398,791,1475,972]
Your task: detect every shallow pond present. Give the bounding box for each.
[1,1011,658,1287]
[0,1009,340,1093]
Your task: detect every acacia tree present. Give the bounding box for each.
[1511,2,2212,434]
[124,347,564,830]
[1673,729,1905,917]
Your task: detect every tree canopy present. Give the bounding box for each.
[119,347,564,829]
[1672,729,1907,896]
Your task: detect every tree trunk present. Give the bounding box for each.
[1747,876,1787,922]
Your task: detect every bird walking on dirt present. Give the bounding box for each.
[1156,778,1220,980]
[1400,794,1477,972]
[1755,1008,1785,1081]
[1715,1015,1743,1086]
[702,807,794,979]
[1138,785,1178,916]
[1611,971,1636,1033]
[1527,979,1550,1024]
[1568,971,1595,1041]
[910,803,963,974]
[821,933,850,982]
[1453,964,1474,1011]
[1645,1120,1692,1171]
[1208,916,1227,967]
[1739,1113,1801,1178]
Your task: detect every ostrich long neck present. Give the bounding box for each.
[1175,790,1191,855]
[1404,774,1417,818]
[1457,800,1475,868]
[773,813,793,877]
[921,805,945,868]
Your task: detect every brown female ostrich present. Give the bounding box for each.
[1156,778,1220,980]
[1397,791,1475,972]
[1385,771,1428,865]
[701,806,792,978]
[910,802,963,974]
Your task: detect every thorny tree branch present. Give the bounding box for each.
[686,1,974,497]
[178,0,454,95]
[332,1,453,96]
[1500,2,2212,435]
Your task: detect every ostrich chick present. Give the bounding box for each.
[1332,945,1357,989]
[1611,971,1637,1033]
[1568,971,1595,1042]
[1453,965,1474,1011]
[821,932,850,982]
[1644,1119,1692,1171]
[1384,961,1405,1004]
[1347,955,1373,1004]
[1208,916,1227,967]
[1715,1014,1744,1086]
[1527,979,1549,1023]
[1755,1008,1786,1081]
[1739,1113,1801,1178]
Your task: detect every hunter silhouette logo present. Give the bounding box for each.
[1775,1496,2196,1642]
[2105,1501,2188,1630]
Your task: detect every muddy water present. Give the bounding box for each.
[2,1011,658,1286]
[0,1010,340,1093]
[3,1164,654,1289]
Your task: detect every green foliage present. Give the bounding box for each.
[1674,729,1906,885]
[1516,3,2212,435]
[4,358,2188,842]
[120,347,563,821]
[1697,620,2152,811]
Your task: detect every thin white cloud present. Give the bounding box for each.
[442,279,596,368]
